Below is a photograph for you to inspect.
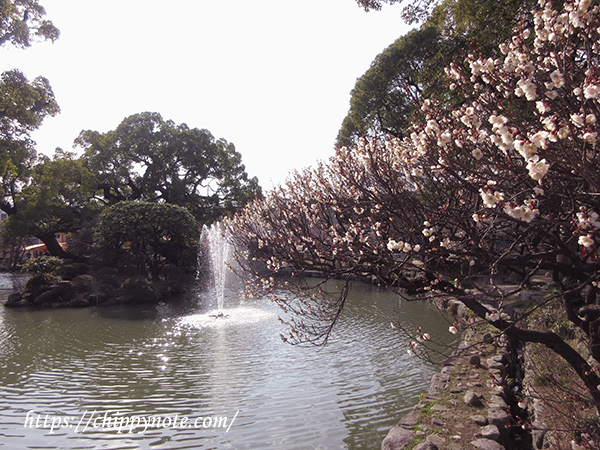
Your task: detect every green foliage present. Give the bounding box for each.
[76,112,262,223]
[337,26,439,147]
[21,254,63,274]
[23,272,60,294]
[4,150,100,257]
[94,201,200,280]
[0,2,60,219]
[355,0,434,24]
[0,69,59,215]
[0,0,59,48]
[338,0,537,147]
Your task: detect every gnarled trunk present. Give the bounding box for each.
[36,233,70,259]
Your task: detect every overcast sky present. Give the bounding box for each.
[1,0,411,189]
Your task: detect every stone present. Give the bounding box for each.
[481,424,501,441]
[472,414,488,426]
[464,390,483,407]
[469,354,481,366]
[4,292,25,306]
[381,426,414,450]
[532,429,546,449]
[431,418,445,426]
[487,407,510,436]
[488,367,505,379]
[430,404,449,412]
[414,442,438,450]
[399,408,421,427]
[488,395,508,410]
[489,354,508,365]
[428,374,447,394]
[470,438,505,450]
[69,296,91,307]
[426,434,445,446]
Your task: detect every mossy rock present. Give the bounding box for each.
[70,274,95,292]
[23,273,61,299]
[53,263,89,280]
[29,281,74,307]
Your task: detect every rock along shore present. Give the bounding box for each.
[381,296,531,450]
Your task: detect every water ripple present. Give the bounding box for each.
[0,277,450,450]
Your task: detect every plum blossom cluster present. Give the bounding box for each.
[226,0,600,413]
[576,208,600,251]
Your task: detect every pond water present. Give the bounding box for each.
[0,272,454,450]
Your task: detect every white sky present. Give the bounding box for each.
[0,0,411,190]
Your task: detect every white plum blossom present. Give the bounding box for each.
[579,234,595,248]
[549,70,565,88]
[571,113,585,127]
[521,208,538,223]
[536,101,551,113]
[577,210,600,229]
[516,78,538,100]
[387,239,420,253]
[584,83,600,99]
[530,130,549,148]
[503,201,539,223]
[479,189,504,207]
[526,158,550,181]
[583,132,597,144]
[486,311,501,322]
[515,139,538,160]
[425,119,440,136]
[557,127,570,139]
[472,149,484,160]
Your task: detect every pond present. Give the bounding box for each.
[0,272,454,450]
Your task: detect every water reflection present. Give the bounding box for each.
[0,274,454,450]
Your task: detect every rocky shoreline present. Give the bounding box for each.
[381,296,532,450]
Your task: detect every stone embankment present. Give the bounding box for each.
[381,296,530,450]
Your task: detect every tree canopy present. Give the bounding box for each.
[0,0,59,48]
[356,0,432,23]
[0,69,59,215]
[76,112,262,223]
[338,0,537,146]
[0,1,60,215]
[5,150,99,258]
[94,201,200,280]
[337,26,439,147]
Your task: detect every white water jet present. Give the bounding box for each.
[201,222,233,317]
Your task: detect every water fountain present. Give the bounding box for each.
[201,222,233,318]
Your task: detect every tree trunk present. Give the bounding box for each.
[457,293,600,414]
[37,233,69,259]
